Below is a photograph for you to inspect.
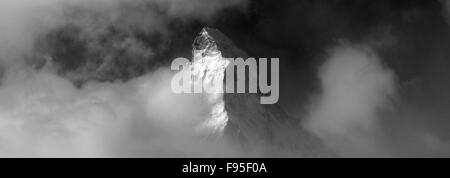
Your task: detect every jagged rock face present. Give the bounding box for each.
[193,27,247,59]
[191,27,329,157]
[191,28,230,136]
[193,28,220,57]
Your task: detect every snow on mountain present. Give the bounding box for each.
[190,27,330,157]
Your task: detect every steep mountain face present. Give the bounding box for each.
[191,27,329,157]
[191,28,231,136]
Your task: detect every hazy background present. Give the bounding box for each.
[0,0,449,157]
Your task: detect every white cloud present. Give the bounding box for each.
[0,67,242,157]
[305,43,396,157]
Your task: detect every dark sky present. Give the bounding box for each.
[185,0,450,118]
[206,0,450,156]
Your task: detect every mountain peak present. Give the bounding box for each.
[192,27,220,57]
[192,27,247,59]
[190,27,329,157]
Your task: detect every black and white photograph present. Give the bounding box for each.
[0,0,449,163]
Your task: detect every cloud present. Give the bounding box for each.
[0,0,249,80]
[305,43,396,157]
[0,67,243,157]
[152,0,248,20]
[0,0,64,69]
[0,0,248,157]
